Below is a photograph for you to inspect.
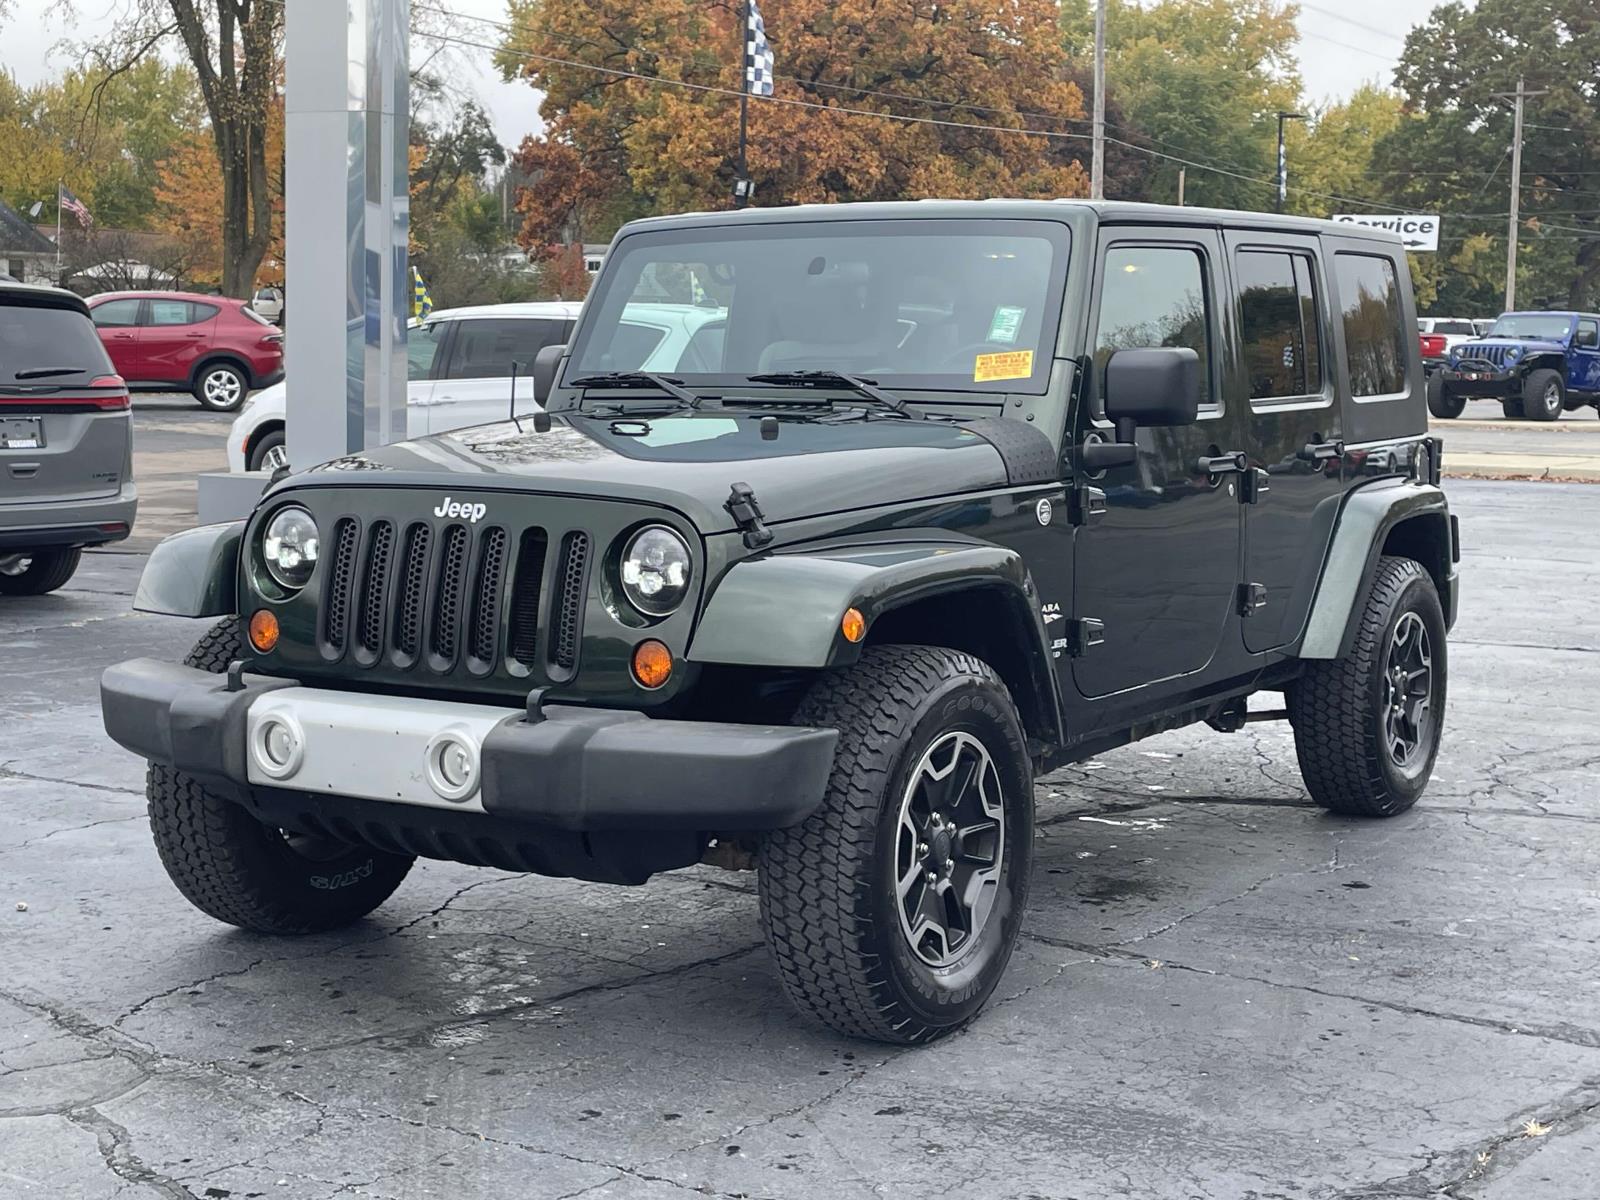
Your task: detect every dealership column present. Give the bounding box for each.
[284,0,409,468]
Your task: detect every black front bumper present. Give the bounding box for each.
[100,658,838,834]
[1441,365,1516,399]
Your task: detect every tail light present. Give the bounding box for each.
[1419,334,1446,358]
[260,333,284,345]
[0,373,130,412]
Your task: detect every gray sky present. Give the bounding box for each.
[4,0,1444,147]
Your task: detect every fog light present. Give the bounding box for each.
[424,729,481,803]
[249,713,303,780]
[631,639,673,689]
[249,609,279,652]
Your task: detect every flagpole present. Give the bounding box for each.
[55,181,62,282]
[736,0,750,209]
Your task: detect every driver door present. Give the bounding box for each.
[1069,227,1243,699]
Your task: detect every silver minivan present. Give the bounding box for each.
[0,283,137,594]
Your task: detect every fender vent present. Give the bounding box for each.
[551,531,590,674]
[321,517,359,654]
[467,526,509,669]
[507,528,548,665]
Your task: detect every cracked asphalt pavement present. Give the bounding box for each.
[4,478,1599,1200]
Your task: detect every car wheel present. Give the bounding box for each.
[1501,397,1525,420]
[247,428,288,473]
[0,548,82,595]
[195,362,248,412]
[758,645,1033,1044]
[1288,556,1446,817]
[146,618,414,933]
[1522,368,1565,422]
[1425,372,1465,419]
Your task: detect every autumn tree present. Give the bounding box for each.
[497,0,1089,250]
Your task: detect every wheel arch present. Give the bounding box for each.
[190,352,254,389]
[133,521,243,617]
[1521,353,1567,377]
[687,536,1063,746]
[1297,482,1456,660]
[244,418,285,466]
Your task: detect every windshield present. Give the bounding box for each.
[1488,314,1574,340]
[567,219,1070,396]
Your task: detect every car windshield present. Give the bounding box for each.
[0,302,114,384]
[566,219,1070,397]
[1488,314,1573,339]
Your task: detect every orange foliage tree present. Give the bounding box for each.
[498,0,1089,250]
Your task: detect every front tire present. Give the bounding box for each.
[247,427,287,473]
[0,548,82,595]
[1522,368,1565,421]
[758,645,1033,1044]
[147,619,414,933]
[1426,373,1465,419]
[1289,557,1446,817]
[194,362,248,412]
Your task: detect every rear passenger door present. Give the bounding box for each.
[426,317,573,433]
[1226,234,1345,653]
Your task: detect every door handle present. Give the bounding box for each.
[1195,451,1248,475]
[111,332,135,340]
[184,332,205,339]
[1298,439,1344,462]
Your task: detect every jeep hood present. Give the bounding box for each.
[289,410,1017,533]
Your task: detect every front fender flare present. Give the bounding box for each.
[1297,482,1454,659]
[133,521,243,618]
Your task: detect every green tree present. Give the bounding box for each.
[1284,86,1404,219]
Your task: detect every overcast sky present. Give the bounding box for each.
[5,0,1444,149]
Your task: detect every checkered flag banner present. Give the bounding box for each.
[744,0,774,97]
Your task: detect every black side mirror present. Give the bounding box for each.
[532,343,566,406]
[1104,347,1201,431]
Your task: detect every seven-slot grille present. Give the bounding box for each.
[317,514,587,679]
[1458,344,1511,367]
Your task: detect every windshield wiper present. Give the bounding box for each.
[14,367,89,380]
[745,370,910,415]
[568,371,706,409]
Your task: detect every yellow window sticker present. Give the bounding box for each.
[974,349,1034,382]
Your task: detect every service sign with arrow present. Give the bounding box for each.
[1331,213,1441,253]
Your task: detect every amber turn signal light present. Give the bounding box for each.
[248,609,280,653]
[841,607,866,644]
[631,639,673,689]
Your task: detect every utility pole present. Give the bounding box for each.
[1492,77,1547,312]
[1276,111,1306,213]
[1177,168,1185,206]
[1091,0,1106,200]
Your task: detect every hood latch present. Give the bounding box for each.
[724,482,775,550]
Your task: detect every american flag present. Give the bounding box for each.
[744,0,774,97]
[59,185,92,229]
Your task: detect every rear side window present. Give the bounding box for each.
[443,318,567,379]
[91,299,140,328]
[1236,250,1322,401]
[1094,245,1214,409]
[1434,320,1474,335]
[1577,319,1598,349]
[1335,253,1408,398]
[0,303,115,383]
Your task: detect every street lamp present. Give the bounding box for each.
[1276,111,1307,213]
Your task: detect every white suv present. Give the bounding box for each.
[228,301,727,472]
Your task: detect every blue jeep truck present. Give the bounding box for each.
[1432,310,1600,421]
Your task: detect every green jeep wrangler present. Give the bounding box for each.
[101,201,1457,1044]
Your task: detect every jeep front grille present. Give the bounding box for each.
[316,514,589,680]
[1460,344,1509,367]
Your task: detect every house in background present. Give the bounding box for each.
[0,199,59,284]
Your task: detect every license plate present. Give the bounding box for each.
[0,418,42,450]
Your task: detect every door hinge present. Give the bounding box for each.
[723,481,774,550]
[1068,617,1105,655]
[1237,582,1268,616]
[1068,484,1107,525]
[1241,467,1271,505]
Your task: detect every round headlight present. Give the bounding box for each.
[1506,345,1522,359]
[261,505,320,590]
[620,526,692,617]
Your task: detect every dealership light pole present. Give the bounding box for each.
[1090,0,1106,200]
[1276,111,1306,213]
[1491,77,1547,313]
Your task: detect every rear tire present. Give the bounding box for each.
[758,645,1033,1044]
[147,618,414,933]
[0,548,82,595]
[1426,373,1465,419]
[1522,368,1565,421]
[1289,557,1446,817]
[194,362,248,412]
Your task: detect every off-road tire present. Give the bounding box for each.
[146,618,413,932]
[193,361,248,412]
[1522,368,1565,422]
[1425,373,1465,419]
[1501,396,1524,420]
[758,645,1033,1044]
[1289,557,1446,817]
[0,548,82,595]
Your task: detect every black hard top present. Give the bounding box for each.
[621,198,1406,247]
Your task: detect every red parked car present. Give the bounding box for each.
[86,291,284,412]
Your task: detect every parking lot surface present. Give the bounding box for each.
[5,461,1599,1197]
